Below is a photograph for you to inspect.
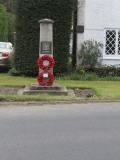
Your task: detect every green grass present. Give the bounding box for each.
[0,73,35,86]
[58,80,120,99]
[0,73,120,101]
[0,94,81,102]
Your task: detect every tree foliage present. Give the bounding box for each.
[14,0,73,76]
[8,12,15,43]
[0,0,16,43]
[0,0,16,12]
[0,4,8,41]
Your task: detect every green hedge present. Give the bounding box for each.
[14,0,73,76]
[94,66,120,77]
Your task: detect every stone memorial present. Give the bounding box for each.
[37,19,55,86]
[19,19,68,96]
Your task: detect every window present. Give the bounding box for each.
[105,29,120,58]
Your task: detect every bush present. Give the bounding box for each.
[78,40,103,69]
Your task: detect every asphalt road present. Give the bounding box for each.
[0,102,120,160]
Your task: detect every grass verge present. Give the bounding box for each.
[0,73,120,101]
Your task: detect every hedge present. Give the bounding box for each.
[14,0,74,76]
[94,66,120,77]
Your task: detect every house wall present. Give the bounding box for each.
[77,0,120,66]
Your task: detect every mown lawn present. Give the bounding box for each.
[59,80,120,99]
[0,73,120,101]
[0,73,35,86]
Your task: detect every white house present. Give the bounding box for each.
[77,0,120,66]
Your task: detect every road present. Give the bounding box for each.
[0,102,120,160]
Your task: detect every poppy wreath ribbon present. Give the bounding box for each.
[37,55,55,70]
[37,71,55,86]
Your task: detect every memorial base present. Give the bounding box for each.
[18,83,68,96]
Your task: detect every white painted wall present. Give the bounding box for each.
[77,0,120,66]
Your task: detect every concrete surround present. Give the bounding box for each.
[77,0,120,66]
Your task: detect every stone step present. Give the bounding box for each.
[18,83,69,96]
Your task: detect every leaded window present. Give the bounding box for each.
[105,30,116,55]
[105,29,120,56]
[118,31,120,55]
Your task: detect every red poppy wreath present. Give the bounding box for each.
[37,55,55,70]
[37,71,55,86]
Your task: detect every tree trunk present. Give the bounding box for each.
[72,0,78,69]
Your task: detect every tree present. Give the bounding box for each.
[0,0,16,13]
[8,12,15,43]
[14,0,73,76]
[0,0,16,43]
[0,4,8,41]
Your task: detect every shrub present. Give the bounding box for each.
[78,40,103,69]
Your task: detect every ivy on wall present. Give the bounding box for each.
[14,0,73,76]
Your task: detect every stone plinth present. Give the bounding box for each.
[18,83,68,96]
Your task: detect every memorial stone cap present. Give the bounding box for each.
[39,19,54,24]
